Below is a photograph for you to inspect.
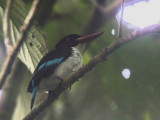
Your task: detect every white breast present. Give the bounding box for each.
[39,47,83,92]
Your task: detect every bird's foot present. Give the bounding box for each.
[56,76,72,90]
[56,76,64,82]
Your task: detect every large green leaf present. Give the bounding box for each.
[0,0,48,73]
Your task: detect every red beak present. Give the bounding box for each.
[76,31,104,43]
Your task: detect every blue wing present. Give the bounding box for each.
[37,57,64,71]
[27,47,72,92]
[27,48,72,109]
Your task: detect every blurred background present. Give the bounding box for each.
[0,0,160,120]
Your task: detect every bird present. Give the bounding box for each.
[27,31,103,109]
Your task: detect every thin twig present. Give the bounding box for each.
[117,0,125,38]
[0,0,42,89]
[23,24,160,120]
[83,0,122,35]
[82,0,122,53]
[3,0,15,52]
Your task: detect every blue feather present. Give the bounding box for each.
[32,86,38,99]
[31,86,38,109]
[32,80,34,86]
[38,63,46,70]
[30,57,64,109]
[51,59,57,64]
[44,57,64,67]
[37,57,64,70]
[46,61,52,66]
[31,81,38,109]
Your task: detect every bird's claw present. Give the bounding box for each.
[56,76,64,82]
[56,76,72,90]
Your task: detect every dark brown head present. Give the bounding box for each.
[55,31,104,48]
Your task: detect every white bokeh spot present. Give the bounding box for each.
[117,0,160,28]
[111,29,116,35]
[122,68,131,79]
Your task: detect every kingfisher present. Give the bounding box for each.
[27,31,103,109]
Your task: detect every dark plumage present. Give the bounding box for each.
[27,32,103,109]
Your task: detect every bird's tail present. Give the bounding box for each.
[31,86,38,110]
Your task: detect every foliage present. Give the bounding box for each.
[0,0,160,120]
[0,0,47,73]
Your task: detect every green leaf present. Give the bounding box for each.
[0,0,48,73]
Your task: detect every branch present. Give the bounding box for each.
[83,0,134,35]
[3,0,15,51]
[117,0,125,38]
[23,24,160,120]
[0,0,42,89]
[81,0,122,53]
